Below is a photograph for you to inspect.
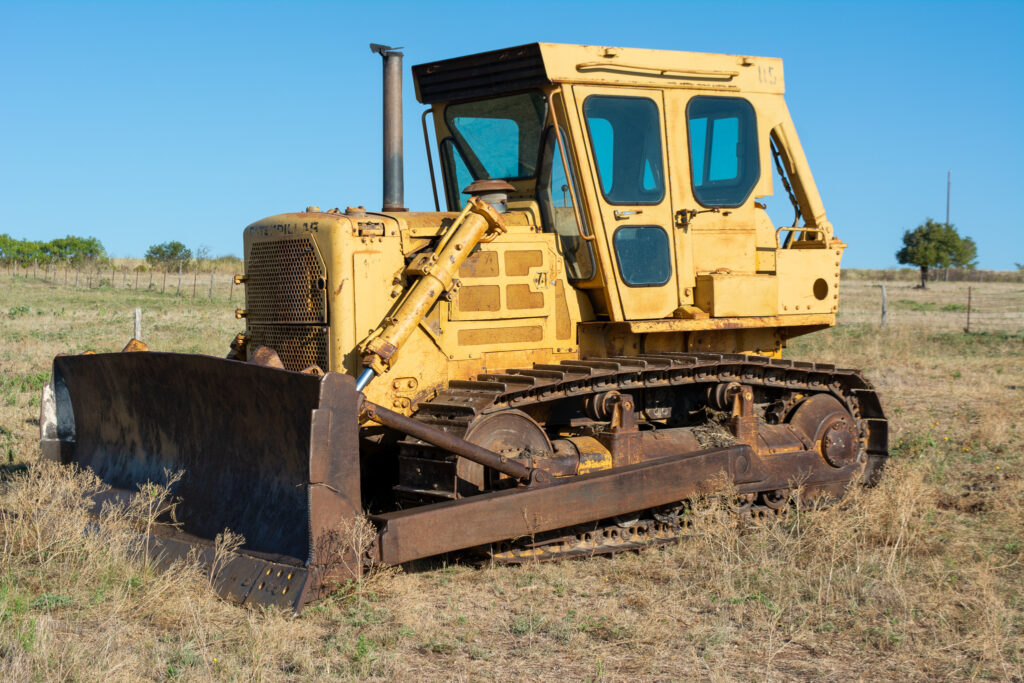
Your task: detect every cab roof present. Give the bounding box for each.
[412,42,784,105]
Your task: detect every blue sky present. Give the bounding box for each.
[2,0,1022,269]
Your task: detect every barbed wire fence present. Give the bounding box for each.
[3,259,244,302]
[842,280,1024,335]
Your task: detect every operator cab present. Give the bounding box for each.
[415,43,838,323]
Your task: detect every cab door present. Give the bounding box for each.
[570,86,679,321]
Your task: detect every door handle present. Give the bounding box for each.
[674,207,721,230]
[614,209,642,220]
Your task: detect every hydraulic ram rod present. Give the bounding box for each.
[360,398,539,483]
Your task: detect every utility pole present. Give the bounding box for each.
[946,170,951,225]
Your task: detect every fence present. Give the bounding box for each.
[4,260,243,302]
[839,280,1024,334]
[8,263,1022,334]
[843,268,1024,284]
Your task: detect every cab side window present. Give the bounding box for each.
[687,97,760,208]
[440,139,473,210]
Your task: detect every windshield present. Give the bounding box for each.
[444,91,547,182]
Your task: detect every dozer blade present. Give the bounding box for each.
[40,352,362,611]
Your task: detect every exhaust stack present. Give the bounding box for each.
[370,43,406,212]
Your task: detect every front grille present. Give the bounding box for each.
[245,237,330,371]
[246,323,329,372]
[245,239,327,324]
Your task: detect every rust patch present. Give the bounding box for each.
[121,339,149,353]
[247,345,285,369]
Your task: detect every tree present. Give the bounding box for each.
[950,235,977,270]
[896,219,975,288]
[145,241,192,271]
[42,235,106,264]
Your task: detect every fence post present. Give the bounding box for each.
[208,269,215,299]
[33,259,37,279]
[75,269,79,288]
[134,307,142,340]
[192,269,198,298]
[176,262,182,297]
[122,268,127,288]
[965,286,972,333]
[879,284,887,327]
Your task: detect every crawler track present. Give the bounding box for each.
[487,499,787,564]
[395,352,887,560]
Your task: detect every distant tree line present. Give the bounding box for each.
[1,235,240,272]
[0,234,106,265]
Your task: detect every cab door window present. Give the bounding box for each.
[613,226,672,286]
[583,96,665,204]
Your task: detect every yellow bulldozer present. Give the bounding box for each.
[40,43,888,612]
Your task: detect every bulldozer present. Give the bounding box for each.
[39,43,888,612]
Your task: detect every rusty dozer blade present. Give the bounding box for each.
[40,352,362,611]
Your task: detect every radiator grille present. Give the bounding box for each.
[245,238,330,372]
[246,323,329,372]
[245,239,327,324]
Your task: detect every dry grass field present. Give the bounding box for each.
[1,273,1022,681]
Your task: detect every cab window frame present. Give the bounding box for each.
[536,125,596,282]
[439,137,473,211]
